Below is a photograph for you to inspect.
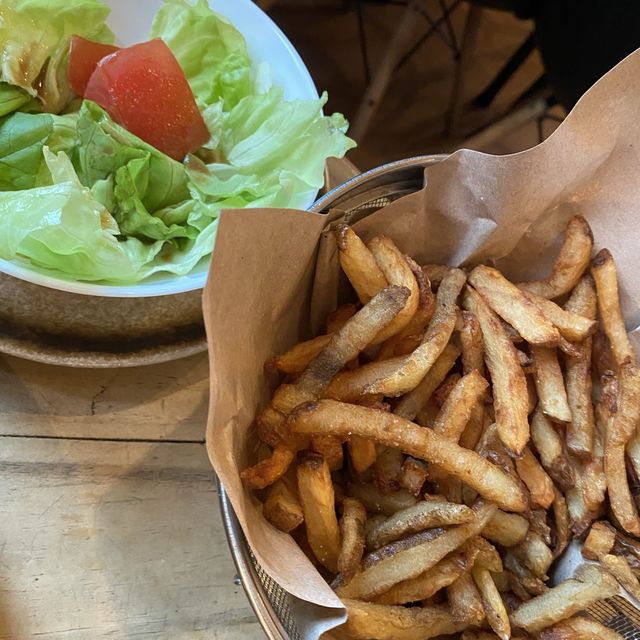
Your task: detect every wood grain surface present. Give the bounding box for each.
[0,354,262,639]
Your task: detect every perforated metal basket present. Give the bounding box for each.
[217,155,442,640]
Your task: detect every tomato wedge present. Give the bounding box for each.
[84,39,210,161]
[68,35,120,97]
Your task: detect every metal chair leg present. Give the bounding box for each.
[444,4,484,136]
[350,0,424,143]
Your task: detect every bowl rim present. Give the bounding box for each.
[0,0,319,299]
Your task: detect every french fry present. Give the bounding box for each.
[564,276,597,457]
[338,497,367,584]
[432,370,489,442]
[464,286,529,455]
[362,528,443,570]
[374,550,469,605]
[591,248,636,367]
[241,445,296,490]
[368,235,420,343]
[531,345,572,423]
[376,257,435,360]
[296,284,411,396]
[374,445,403,494]
[311,435,344,471]
[326,303,358,333]
[365,500,475,550]
[518,215,594,299]
[600,553,640,600]
[347,436,377,473]
[263,479,304,532]
[523,290,596,342]
[467,537,503,573]
[530,408,574,490]
[348,482,417,516]
[515,446,555,509]
[510,565,618,633]
[362,268,467,397]
[469,265,561,347]
[539,616,624,640]
[503,552,547,597]
[290,401,527,512]
[397,456,428,496]
[483,510,530,547]
[338,599,465,640]
[612,529,640,571]
[461,310,485,374]
[512,531,554,580]
[393,343,460,420]
[337,503,497,600]
[334,224,388,303]
[267,333,334,374]
[552,487,570,558]
[583,521,616,560]
[448,571,485,626]
[472,564,511,640]
[256,406,288,448]
[605,361,640,535]
[296,452,341,572]
[422,264,451,287]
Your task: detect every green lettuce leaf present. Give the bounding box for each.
[0,0,114,113]
[0,83,39,118]
[0,111,77,190]
[0,148,167,282]
[75,101,190,213]
[150,0,253,110]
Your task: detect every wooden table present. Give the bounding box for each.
[0,353,262,639]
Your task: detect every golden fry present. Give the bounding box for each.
[518,215,594,299]
[539,616,623,640]
[605,361,640,535]
[241,445,296,490]
[363,268,467,397]
[448,571,485,626]
[600,553,640,600]
[530,408,574,490]
[512,531,554,580]
[422,264,451,287]
[464,286,529,455]
[515,446,555,509]
[290,400,527,512]
[510,565,618,633]
[393,343,460,420]
[347,436,376,474]
[267,333,333,374]
[552,487,570,558]
[365,499,475,550]
[583,520,616,560]
[469,264,561,346]
[398,456,428,496]
[461,310,485,374]
[338,497,367,584]
[432,370,489,442]
[337,503,496,600]
[311,434,344,471]
[368,235,420,343]
[325,303,358,333]
[348,482,417,516]
[264,479,304,532]
[472,564,511,640]
[374,550,468,605]
[374,445,403,494]
[338,599,465,640]
[531,345,572,423]
[483,510,529,547]
[523,290,596,342]
[334,224,387,303]
[592,248,636,367]
[296,452,341,572]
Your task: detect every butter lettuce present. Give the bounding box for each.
[0,0,355,284]
[0,0,114,113]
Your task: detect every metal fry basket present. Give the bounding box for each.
[218,154,640,640]
[217,155,441,640]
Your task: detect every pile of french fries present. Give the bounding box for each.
[241,216,640,640]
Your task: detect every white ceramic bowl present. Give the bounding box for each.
[0,0,319,298]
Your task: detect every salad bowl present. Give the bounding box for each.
[0,0,354,366]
